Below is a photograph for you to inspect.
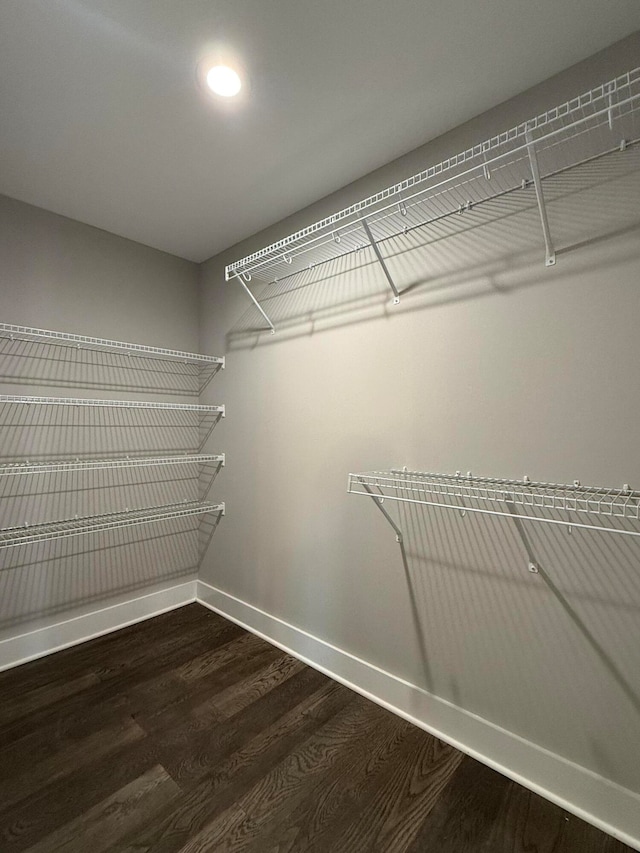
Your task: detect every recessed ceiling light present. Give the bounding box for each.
[206,65,242,97]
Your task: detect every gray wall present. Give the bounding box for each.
[198,33,640,795]
[0,195,201,634]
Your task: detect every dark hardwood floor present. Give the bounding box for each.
[0,603,632,852]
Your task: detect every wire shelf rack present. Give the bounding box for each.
[0,501,225,549]
[0,454,225,477]
[348,469,640,537]
[0,323,224,366]
[227,66,640,329]
[0,395,224,414]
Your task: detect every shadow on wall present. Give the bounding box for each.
[0,524,198,632]
[373,495,640,788]
[226,145,640,349]
[0,506,224,633]
[0,507,224,633]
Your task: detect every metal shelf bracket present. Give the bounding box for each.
[232,272,276,334]
[357,477,404,543]
[361,218,401,304]
[525,129,556,267]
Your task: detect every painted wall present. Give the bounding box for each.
[198,33,640,797]
[0,195,202,637]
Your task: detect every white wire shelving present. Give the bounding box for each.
[0,454,225,477]
[227,66,640,332]
[0,323,224,366]
[348,469,640,540]
[0,320,226,571]
[0,395,224,414]
[0,501,225,549]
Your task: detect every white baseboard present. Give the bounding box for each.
[0,580,197,672]
[197,579,640,852]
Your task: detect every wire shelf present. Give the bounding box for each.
[0,454,225,477]
[0,395,224,414]
[0,501,225,549]
[348,469,640,537]
[0,323,224,366]
[227,66,640,319]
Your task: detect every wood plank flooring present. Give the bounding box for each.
[0,604,632,852]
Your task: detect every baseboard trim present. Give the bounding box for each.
[0,580,197,672]
[197,579,640,851]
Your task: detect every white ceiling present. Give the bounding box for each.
[1,2,639,263]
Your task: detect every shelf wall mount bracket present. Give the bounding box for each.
[358,478,404,544]
[232,271,276,334]
[525,129,556,267]
[360,218,401,304]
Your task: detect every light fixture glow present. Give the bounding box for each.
[206,65,242,97]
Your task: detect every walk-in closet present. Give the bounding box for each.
[1,4,640,851]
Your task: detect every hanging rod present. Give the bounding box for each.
[0,323,224,366]
[226,66,640,331]
[348,469,640,537]
[0,454,225,477]
[0,501,225,549]
[0,395,224,414]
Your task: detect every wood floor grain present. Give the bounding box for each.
[26,764,181,853]
[0,604,632,853]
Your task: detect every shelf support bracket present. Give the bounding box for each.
[360,218,401,304]
[525,130,556,267]
[359,480,403,543]
[232,272,276,334]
